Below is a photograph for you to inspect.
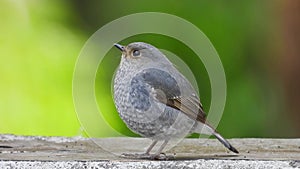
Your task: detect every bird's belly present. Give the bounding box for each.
[113,72,196,140]
[116,97,196,140]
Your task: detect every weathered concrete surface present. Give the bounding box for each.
[0,134,299,168]
[0,160,298,169]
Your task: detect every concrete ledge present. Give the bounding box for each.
[0,134,299,168]
[0,160,298,169]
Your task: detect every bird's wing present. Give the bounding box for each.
[138,68,207,124]
[163,95,207,124]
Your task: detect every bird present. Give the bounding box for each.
[113,42,238,160]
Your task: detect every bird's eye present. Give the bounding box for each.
[132,50,140,57]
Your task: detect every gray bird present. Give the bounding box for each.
[113,42,238,159]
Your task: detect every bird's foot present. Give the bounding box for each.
[121,152,175,160]
[120,153,151,159]
[150,153,167,160]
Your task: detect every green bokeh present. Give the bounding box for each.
[0,1,83,136]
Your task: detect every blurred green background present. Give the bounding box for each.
[1,0,299,138]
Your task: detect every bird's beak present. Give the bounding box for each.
[114,43,125,52]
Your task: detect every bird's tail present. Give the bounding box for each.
[194,123,239,153]
[213,131,239,154]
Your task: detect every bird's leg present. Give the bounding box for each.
[120,140,158,159]
[150,140,170,160]
[145,140,158,154]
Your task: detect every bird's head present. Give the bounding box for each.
[114,42,170,66]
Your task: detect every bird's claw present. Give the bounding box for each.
[121,153,151,159]
[121,152,174,160]
[150,153,167,160]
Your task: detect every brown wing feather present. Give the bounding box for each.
[155,91,207,124]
